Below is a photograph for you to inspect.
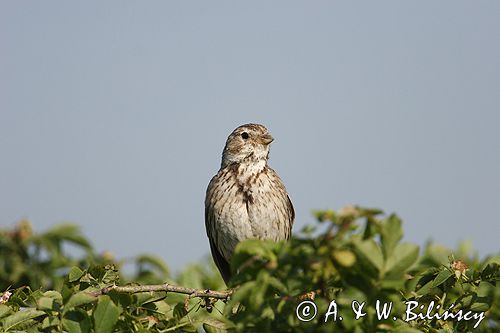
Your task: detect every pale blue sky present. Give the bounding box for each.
[1,1,499,270]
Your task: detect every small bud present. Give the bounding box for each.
[298,291,316,301]
[337,206,358,219]
[102,251,114,262]
[0,291,12,304]
[451,260,468,279]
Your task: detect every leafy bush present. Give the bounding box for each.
[0,207,498,332]
[0,220,171,290]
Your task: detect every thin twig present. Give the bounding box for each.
[90,283,232,300]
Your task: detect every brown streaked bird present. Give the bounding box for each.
[205,123,294,284]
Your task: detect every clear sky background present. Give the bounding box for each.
[1,2,499,271]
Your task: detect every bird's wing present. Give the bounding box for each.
[266,167,295,240]
[208,236,231,284]
[286,194,295,240]
[205,198,232,284]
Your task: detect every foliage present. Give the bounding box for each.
[228,207,499,332]
[0,220,171,291]
[0,207,498,332]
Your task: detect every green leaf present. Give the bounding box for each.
[415,279,434,296]
[107,290,132,309]
[134,291,166,306]
[380,214,403,259]
[232,239,279,272]
[332,249,356,267]
[357,206,384,217]
[200,317,228,332]
[431,270,453,288]
[1,309,45,331]
[152,300,171,316]
[63,292,96,313]
[352,239,384,277]
[37,290,63,311]
[41,316,60,329]
[26,289,44,303]
[173,302,188,320]
[268,276,288,293]
[37,297,56,311]
[68,266,85,282]
[384,243,419,277]
[45,224,92,250]
[380,279,406,289]
[62,309,91,333]
[87,265,107,281]
[43,290,63,301]
[249,271,270,310]
[313,209,337,223]
[100,266,120,286]
[93,296,120,333]
[481,262,499,281]
[0,305,12,319]
[225,282,256,316]
[470,299,491,312]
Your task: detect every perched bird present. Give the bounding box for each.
[205,123,294,284]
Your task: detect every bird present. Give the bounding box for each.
[205,123,294,284]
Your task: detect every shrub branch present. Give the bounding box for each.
[91,283,232,300]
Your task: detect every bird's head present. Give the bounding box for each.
[221,123,274,167]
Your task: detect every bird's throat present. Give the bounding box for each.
[236,158,267,183]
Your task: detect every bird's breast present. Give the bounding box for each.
[207,165,289,260]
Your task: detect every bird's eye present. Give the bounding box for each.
[241,132,249,139]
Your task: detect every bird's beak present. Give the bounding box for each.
[260,134,274,145]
